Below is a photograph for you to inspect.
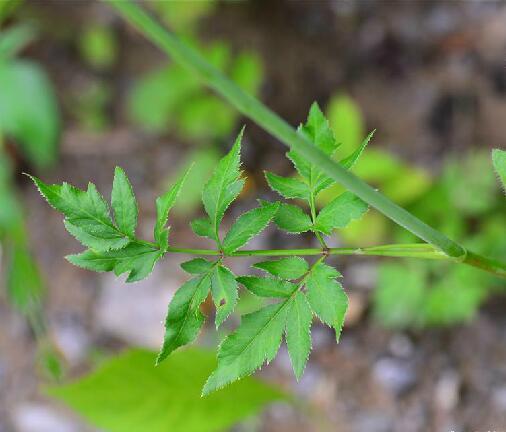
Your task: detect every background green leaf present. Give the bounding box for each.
[0,60,59,167]
[48,348,287,432]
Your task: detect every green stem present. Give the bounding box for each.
[309,191,327,249]
[108,1,506,279]
[165,245,506,277]
[166,244,448,260]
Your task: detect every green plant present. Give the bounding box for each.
[128,39,262,140]
[322,94,432,246]
[79,24,117,71]
[49,348,286,432]
[374,151,506,328]
[0,21,61,377]
[0,24,59,167]
[30,1,506,395]
[128,1,263,216]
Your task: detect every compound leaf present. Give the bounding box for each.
[264,172,310,200]
[190,217,214,239]
[237,276,295,298]
[287,103,339,196]
[157,275,211,364]
[222,203,278,253]
[285,291,312,380]
[66,242,162,283]
[202,129,244,243]
[253,257,308,280]
[181,258,215,275]
[211,264,238,328]
[154,165,192,246]
[339,130,375,170]
[48,348,286,432]
[272,202,312,234]
[111,167,138,238]
[306,262,347,342]
[64,220,128,251]
[314,191,368,235]
[202,301,290,395]
[298,102,339,156]
[30,175,129,251]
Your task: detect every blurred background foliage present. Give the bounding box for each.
[1,1,505,431]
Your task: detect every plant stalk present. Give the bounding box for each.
[166,244,448,260]
[108,1,506,279]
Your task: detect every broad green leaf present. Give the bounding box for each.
[203,301,290,395]
[30,175,129,251]
[66,242,162,283]
[111,167,137,238]
[222,203,278,253]
[157,275,211,364]
[264,172,310,200]
[253,257,309,280]
[306,263,347,342]
[0,60,59,167]
[272,202,312,233]
[314,192,368,235]
[492,149,506,192]
[211,264,238,328]
[48,348,286,432]
[285,292,312,380]
[154,165,192,246]
[339,130,375,170]
[190,218,214,239]
[181,258,215,275]
[237,276,296,298]
[202,130,244,243]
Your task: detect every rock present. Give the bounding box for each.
[11,403,79,432]
[434,369,460,411]
[373,357,417,396]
